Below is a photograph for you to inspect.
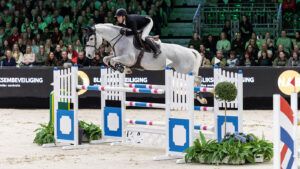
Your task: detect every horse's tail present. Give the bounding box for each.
[191,49,203,76]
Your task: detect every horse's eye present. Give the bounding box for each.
[90,38,94,41]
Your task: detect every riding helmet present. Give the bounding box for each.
[115,8,127,17]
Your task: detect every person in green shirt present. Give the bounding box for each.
[60,16,74,33]
[276,30,292,55]
[37,16,48,32]
[292,31,300,49]
[35,45,48,65]
[62,27,78,46]
[211,50,227,67]
[216,32,231,57]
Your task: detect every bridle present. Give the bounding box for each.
[84,27,124,57]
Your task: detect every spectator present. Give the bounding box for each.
[2,49,16,66]
[48,17,60,32]
[222,20,231,41]
[59,16,73,33]
[0,27,7,48]
[44,39,53,54]
[231,32,244,59]
[18,38,27,54]
[25,26,35,40]
[66,44,78,64]
[274,44,288,61]
[37,16,47,32]
[54,44,62,60]
[257,50,272,66]
[282,0,296,13]
[91,52,103,66]
[239,51,256,66]
[287,51,300,66]
[31,39,39,54]
[216,32,231,57]
[21,18,32,33]
[45,51,58,66]
[211,50,226,67]
[293,44,300,56]
[52,27,63,45]
[292,31,300,49]
[35,45,47,65]
[77,51,90,67]
[245,44,258,61]
[204,34,216,56]
[227,50,238,67]
[273,51,288,66]
[20,45,35,66]
[12,43,23,65]
[199,44,211,61]
[0,40,10,56]
[239,15,253,43]
[258,43,273,59]
[7,27,21,46]
[188,33,201,50]
[266,37,276,56]
[276,30,292,55]
[63,27,78,45]
[74,39,83,53]
[58,51,72,66]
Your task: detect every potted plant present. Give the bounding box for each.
[214,81,237,135]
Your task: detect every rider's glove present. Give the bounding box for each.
[120,29,127,35]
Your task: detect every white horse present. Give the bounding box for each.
[84,23,203,76]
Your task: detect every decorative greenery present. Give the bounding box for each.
[33,123,55,145]
[215,82,237,102]
[79,121,102,141]
[185,132,273,165]
[33,121,101,145]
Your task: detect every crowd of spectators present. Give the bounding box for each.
[0,0,171,67]
[189,14,300,67]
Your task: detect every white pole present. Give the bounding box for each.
[188,72,194,148]
[100,67,107,139]
[165,68,172,156]
[53,68,59,144]
[237,70,243,133]
[71,66,79,146]
[213,67,219,140]
[290,93,298,168]
[273,94,280,169]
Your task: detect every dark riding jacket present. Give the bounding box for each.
[119,14,151,40]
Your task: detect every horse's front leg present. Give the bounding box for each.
[110,54,135,74]
[103,55,114,66]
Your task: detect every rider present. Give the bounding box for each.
[115,8,161,58]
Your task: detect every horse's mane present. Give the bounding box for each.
[95,23,123,30]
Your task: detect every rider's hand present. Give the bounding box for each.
[120,29,126,35]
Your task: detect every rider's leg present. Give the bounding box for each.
[141,18,161,58]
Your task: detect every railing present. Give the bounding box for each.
[198,3,281,39]
[193,3,201,34]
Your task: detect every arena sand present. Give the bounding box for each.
[0,109,298,169]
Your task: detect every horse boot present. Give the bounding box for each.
[115,63,125,73]
[145,37,161,58]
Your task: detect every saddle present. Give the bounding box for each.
[133,34,161,53]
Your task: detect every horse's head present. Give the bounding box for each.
[83,26,103,59]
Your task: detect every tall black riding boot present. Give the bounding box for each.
[145,37,161,58]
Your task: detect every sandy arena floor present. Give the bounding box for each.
[0,109,299,169]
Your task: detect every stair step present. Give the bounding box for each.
[161,27,193,36]
[161,38,190,46]
[174,0,201,6]
[172,7,197,14]
[166,22,193,28]
[169,13,195,21]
